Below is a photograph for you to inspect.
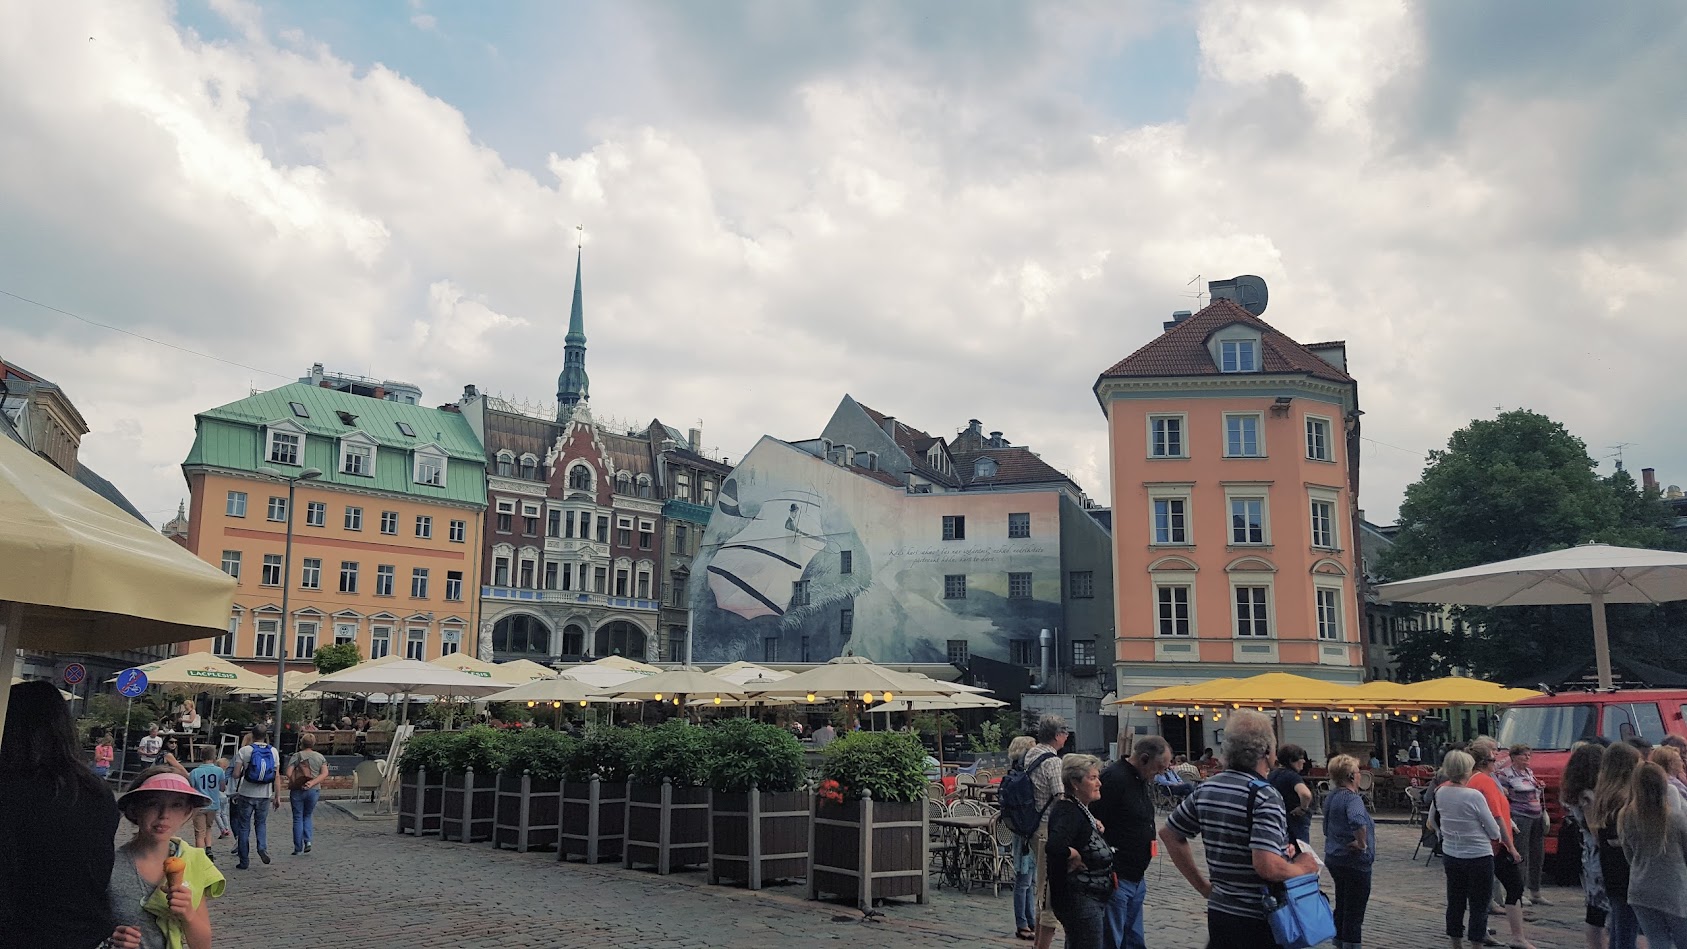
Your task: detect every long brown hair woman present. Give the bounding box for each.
[1587,741,1643,949]
[1618,763,1687,946]
[1560,743,1608,949]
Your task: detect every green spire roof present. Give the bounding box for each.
[566,247,586,345]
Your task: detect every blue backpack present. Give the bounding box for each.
[1001,752,1057,836]
[244,745,277,784]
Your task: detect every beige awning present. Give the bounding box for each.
[122,653,277,692]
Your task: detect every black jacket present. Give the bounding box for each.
[1092,759,1157,882]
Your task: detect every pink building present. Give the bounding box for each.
[1094,290,1363,756]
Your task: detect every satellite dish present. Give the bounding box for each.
[1208,275,1269,316]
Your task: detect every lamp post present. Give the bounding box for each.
[258,466,322,742]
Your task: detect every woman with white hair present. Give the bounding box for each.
[1428,750,1503,949]
[1043,754,1112,949]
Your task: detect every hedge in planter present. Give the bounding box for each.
[809,730,930,909]
[559,726,640,864]
[441,726,509,843]
[396,731,457,837]
[495,728,574,852]
[705,719,809,889]
[624,720,711,874]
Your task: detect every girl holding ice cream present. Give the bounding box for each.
[107,767,224,949]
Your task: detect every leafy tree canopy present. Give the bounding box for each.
[313,642,362,675]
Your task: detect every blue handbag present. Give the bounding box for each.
[1246,779,1337,948]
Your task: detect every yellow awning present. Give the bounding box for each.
[1391,677,1541,706]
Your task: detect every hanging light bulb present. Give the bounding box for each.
[654,693,664,701]
[862,692,875,704]
[673,697,680,706]
[1176,711,1185,719]
[807,692,817,703]
[527,701,536,708]
[1294,712,1302,721]
[579,700,588,707]
[882,691,893,702]
[713,695,722,705]
[1311,713,1320,721]
[1213,711,1222,720]
[552,701,562,709]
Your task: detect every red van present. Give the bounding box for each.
[1495,689,1687,878]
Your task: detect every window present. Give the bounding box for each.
[406,627,426,661]
[596,517,609,543]
[974,458,998,479]
[305,501,326,527]
[214,618,236,657]
[561,625,584,656]
[1219,339,1258,373]
[396,421,415,438]
[1153,498,1188,545]
[564,511,576,538]
[942,515,966,541]
[520,456,537,480]
[1008,572,1032,599]
[1235,586,1271,637]
[520,560,535,589]
[701,481,715,505]
[375,565,395,597]
[616,472,633,495]
[254,618,279,658]
[267,496,287,522]
[333,623,356,645]
[415,453,444,487]
[1008,513,1031,539]
[616,517,632,547]
[447,572,464,601]
[1069,570,1094,598]
[369,625,391,660]
[497,511,512,533]
[220,551,241,580]
[450,519,466,543]
[1011,640,1037,665]
[947,640,970,665]
[1157,585,1192,636]
[544,562,559,590]
[791,580,810,608]
[568,465,592,492]
[1072,640,1096,666]
[261,554,283,586]
[1306,417,1333,462]
[493,557,509,587]
[1229,497,1266,544]
[341,443,372,476]
[440,628,462,656]
[839,608,853,638]
[638,520,653,550]
[614,568,628,597]
[636,571,651,599]
[763,637,779,662]
[1602,703,1667,744]
[545,511,561,538]
[300,558,321,590]
[411,568,429,599]
[344,506,363,531]
[226,491,247,517]
[416,515,433,539]
[1224,414,1262,457]
[944,574,967,599]
[674,471,691,500]
[1316,588,1343,640]
[674,524,689,554]
[1150,415,1185,458]
[289,401,310,419]
[380,511,399,535]
[268,431,300,465]
[1310,499,1337,549]
[295,621,318,660]
[594,566,607,592]
[496,453,513,477]
[339,561,359,594]
[523,512,538,535]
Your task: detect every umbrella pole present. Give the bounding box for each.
[0,601,22,742]
[1591,593,1615,691]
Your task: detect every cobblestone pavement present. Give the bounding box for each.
[198,803,1590,948]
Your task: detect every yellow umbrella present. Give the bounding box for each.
[0,436,236,737]
[1392,677,1542,707]
[1113,678,1242,708]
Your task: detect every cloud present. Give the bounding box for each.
[1,0,1685,533]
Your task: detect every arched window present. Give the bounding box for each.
[491,614,550,655]
[496,451,514,477]
[637,474,652,498]
[593,621,647,661]
[616,471,633,495]
[520,454,538,480]
[567,464,593,493]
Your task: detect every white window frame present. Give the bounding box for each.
[304,501,326,528]
[1231,581,1274,638]
[254,616,280,658]
[220,550,241,580]
[1153,584,1194,637]
[225,490,247,518]
[1147,413,1188,459]
[375,564,395,597]
[369,625,392,660]
[1308,486,1341,550]
[1222,482,1272,546]
[1146,484,1193,546]
[215,614,238,657]
[1305,414,1334,463]
[267,496,288,522]
[406,626,428,661]
[294,619,319,660]
[1217,337,1260,373]
[1315,584,1346,641]
[265,421,305,466]
[495,450,515,477]
[440,626,463,656]
[339,433,376,478]
[411,568,429,599]
[333,621,358,645]
[415,515,433,539]
[449,519,466,543]
[261,554,283,587]
[380,510,399,535]
[445,571,463,601]
[344,506,363,531]
[300,558,322,590]
[413,446,447,487]
[1223,412,1264,458]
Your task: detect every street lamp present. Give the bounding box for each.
[258,466,322,740]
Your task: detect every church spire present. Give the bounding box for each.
[556,238,590,418]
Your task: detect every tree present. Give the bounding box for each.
[313,642,362,674]
[1378,410,1684,682]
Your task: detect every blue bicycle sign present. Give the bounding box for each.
[115,668,149,698]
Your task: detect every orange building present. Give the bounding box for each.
[1094,286,1364,755]
[179,379,487,674]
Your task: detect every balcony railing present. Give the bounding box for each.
[481,585,659,612]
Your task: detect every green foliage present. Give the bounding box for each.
[312,642,362,674]
[489,702,535,724]
[503,728,576,782]
[909,710,959,738]
[1380,410,1687,681]
[397,731,457,775]
[278,698,313,733]
[629,720,711,787]
[969,720,1004,755]
[993,708,1022,740]
[820,730,929,804]
[563,725,642,783]
[702,719,806,793]
[444,725,512,774]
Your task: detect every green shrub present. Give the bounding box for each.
[397,731,457,775]
[444,725,511,773]
[503,728,575,782]
[629,720,710,787]
[702,718,806,793]
[820,731,929,804]
[563,725,642,783]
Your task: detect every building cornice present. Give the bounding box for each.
[487,475,548,499]
[184,464,487,512]
[1094,374,1356,412]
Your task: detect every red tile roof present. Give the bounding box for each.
[855,402,961,487]
[1098,299,1353,384]
[950,445,1077,489]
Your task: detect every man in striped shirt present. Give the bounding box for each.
[1160,710,1320,948]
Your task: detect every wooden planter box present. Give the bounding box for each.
[809,792,928,909]
[396,768,445,837]
[559,776,626,865]
[440,769,497,843]
[493,771,562,852]
[709,786,810,889]
[623,780,711,874]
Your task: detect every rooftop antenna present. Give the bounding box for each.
[1608,443,1634,471]
[1185,274,1206,308]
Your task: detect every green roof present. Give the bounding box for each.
[184,383,487,506]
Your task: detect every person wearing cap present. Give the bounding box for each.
[227,726,282,870]
[108,766,224,949]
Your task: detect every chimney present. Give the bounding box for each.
[881,416,897,438]
[1162,310,1193,331]
[460,384,479,403]
[309,362,325,386]
[989,431,1004,448]
[863,451,878,470]
[843,444,855,466]
[688,427,702,453]
[967,419,982,436]
[1643,468,1658,492]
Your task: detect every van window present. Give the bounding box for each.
[1497,704,1595,751]
[1601,702,1666,744]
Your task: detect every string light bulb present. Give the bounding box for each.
[807,693,817,703]
[862,692,875,703]
[527,701,536,708]
[654,693,664,701]
[579,700,588,707]
[713,695,722,705]
[673,697,680,706]
[882,692,893,702]
[552,701,562,709]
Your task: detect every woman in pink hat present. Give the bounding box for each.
[107,766,225,949]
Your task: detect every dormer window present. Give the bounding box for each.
[974,457,998,479]
[496,450,515,478]
[264,420,307,466]
[342,443,372,476]
[413,447,447,487]
[520,454,538,480]
[1219,339,1258,373]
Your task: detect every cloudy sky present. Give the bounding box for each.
[2,0,1684,528]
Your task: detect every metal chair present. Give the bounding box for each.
[1404,785,1426,825]
[1356,772,1376,812]
[949,798,987,818]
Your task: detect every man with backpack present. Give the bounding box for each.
[998,716,1069,947]
[228,726,282,870]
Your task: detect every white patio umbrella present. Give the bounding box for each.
[1376,543,1687,691]
[873,693,1007,713]
[588,655,662,674]
[481,675,614,706]
[121,653,277,692]
[747,655,968,726]
[428,653,537,685]
[711,661,790,685]
[601,667,746,706]
[553,665,649,689]
[11,676,73,700]
[312,659,508,724]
